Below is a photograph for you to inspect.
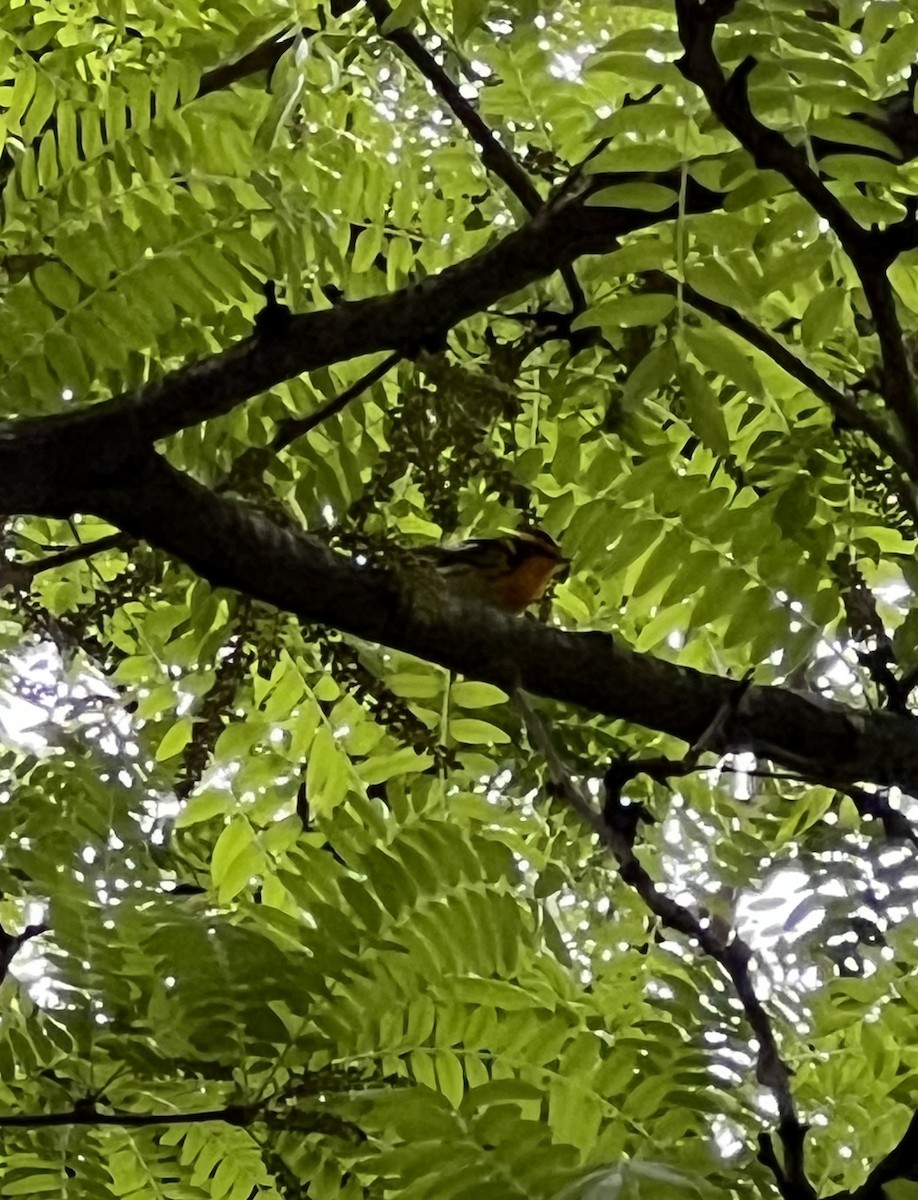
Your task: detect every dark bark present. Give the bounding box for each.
[1,163,915,798]
[80,452,918,795]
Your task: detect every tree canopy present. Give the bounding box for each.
[4,1,918,1198]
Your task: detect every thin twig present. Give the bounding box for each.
[363,0,585,312]
[197,31,315,98]
[640,270,916,485]
[0,922,48,985]
[365,0,542,212]
[683,672,752,767]
[521,705,802,1137]
[615,755,918,848]
[272,352,400,451]
[602,798,800,1126]
[513,687,603,831]
[0,533,132,589]
[0,1104,254,1130]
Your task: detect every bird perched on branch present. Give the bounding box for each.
[421,527,569,614]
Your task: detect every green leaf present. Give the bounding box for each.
[583,293,675,331]
[691,568,749,625]
[678,364,731,457]
[211,815,262,902]
[877,22,918,79]
[32,263,81,311]
[587,51,676,85]
[800,286,847,349]
[586,182,678,211]
[450,681,509,708]
[211,815,253,882]
[449,719,511,745]
[352,224,383,274]
[3,1177,65,1196]
[356,748,434,784]
[381,0,423,33]
[176,789,230,828]
[774,478,817,539]
[306,725,350,811]
[549,1078,603,1151]
[682,327,763,398]
[585,143,683,174]
[604,521,664,577]
[389,672,444,699]
[22,72,54,142]
[6,62,37,130]
[155,717,193,761]
[631,535,679,597]
[313,674,340,702]
[685,261,750,310]
[452,0,488,40]
[435,1050,465,1107]
[623,342,678,407]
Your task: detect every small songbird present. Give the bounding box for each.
[423,527,569,614]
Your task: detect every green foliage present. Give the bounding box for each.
[2,1,918,1199]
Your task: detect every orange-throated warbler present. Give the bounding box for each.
[421,527,569,614]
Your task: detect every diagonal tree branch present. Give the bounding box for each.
[67,449,918,796]
[0,921,48,985]
[197,30,312,98]
[0,533,132,589]
[0,169,726,473]
[608,813,799,1120]
[363,0,585,311]
[674,0,918,471]
[675,2,864,243]
[846,1109,918,1199]
[540,709,814,1194]
[640,270,918,486]
[366,0,542,214]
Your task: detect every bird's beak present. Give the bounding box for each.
[554,556,571,582]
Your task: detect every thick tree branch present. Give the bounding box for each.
[758,1129,819,1200]
[0,171,725,475]
[69,450,918,796]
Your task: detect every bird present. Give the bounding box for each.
[422,527,569,614]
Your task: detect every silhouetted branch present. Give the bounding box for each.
[849,1109,918,1198]
[197,30,315,97]
[539,717,810,1183]
[674,0,918,472]
[0,922,48,984]
[0,533,132,589]
[0,1104,255,1129]
[272,352,401,451]
[640,270,917,484]
[363,0,585,312]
